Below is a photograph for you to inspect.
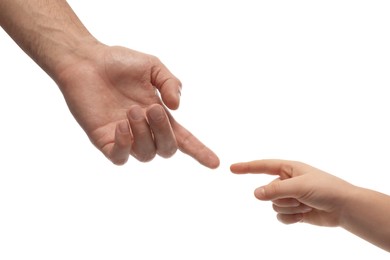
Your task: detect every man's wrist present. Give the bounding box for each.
[50,36,103,81]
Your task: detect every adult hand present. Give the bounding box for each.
[56,44,220,168]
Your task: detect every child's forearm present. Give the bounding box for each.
[340,186,390,252]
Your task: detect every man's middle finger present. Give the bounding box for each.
[127,105,156,162]
[146,104,177,158]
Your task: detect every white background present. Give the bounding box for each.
[1,0,390,259]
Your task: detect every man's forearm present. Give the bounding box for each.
[0,0,97,78]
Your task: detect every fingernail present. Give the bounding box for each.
[118,121,130,134]
[178,87,182,97]
[148,106,164,122]
[255,187,266,198]
[259,187,265,197]
[129,106,143,121]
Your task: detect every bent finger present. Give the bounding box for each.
[276,213,304,224]
[272,203,313,214]
[272,198,301,207]
[146,104,177,158]
[254,177,303,201]
[127,105,156,162]
[151,59,182,110]
[109,120,133,165]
